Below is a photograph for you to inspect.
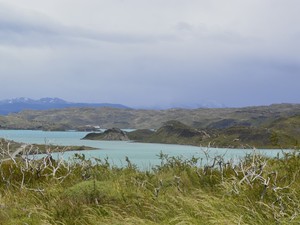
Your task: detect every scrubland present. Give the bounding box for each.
[0,145,300,224]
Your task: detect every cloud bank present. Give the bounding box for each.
[0,0,299,108]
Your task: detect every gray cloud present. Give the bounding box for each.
[0,3,173,47]
[0,1,299,107]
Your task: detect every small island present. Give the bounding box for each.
[82,128,129,141]
[82,118,300,149]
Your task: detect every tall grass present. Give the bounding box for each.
[0,146,300,224]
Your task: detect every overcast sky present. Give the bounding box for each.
[0,0,299,108]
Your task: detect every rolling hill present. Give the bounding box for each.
[0,103,299,148]
[0,103,299,131]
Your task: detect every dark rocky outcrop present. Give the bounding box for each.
[83,128,129,141]
[127,129,155,141]
[142,120,210,146]
[156,120,202,138]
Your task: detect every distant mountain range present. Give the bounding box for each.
[0,97,130,115]
[168,101,227,109]
[131,101,227,110]
[0,97,228,115]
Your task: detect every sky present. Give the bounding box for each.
[0,0,299,108]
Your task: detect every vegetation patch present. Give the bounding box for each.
[0,145,300,224]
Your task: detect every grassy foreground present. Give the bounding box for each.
[0,149,300,224]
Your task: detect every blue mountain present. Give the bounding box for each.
[0,97,130,115]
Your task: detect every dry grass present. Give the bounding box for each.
[0,145,300,224]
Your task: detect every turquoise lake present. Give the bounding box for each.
[0,130,288,170]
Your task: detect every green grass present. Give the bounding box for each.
[1,150,300,224]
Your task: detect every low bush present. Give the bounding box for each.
[0,148,300,224]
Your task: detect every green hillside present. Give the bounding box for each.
[1,104,299,149]
[141,120,209,146]
[83,116,299,149]
[0,104,300,130]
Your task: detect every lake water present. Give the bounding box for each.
[0,130,288,170]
